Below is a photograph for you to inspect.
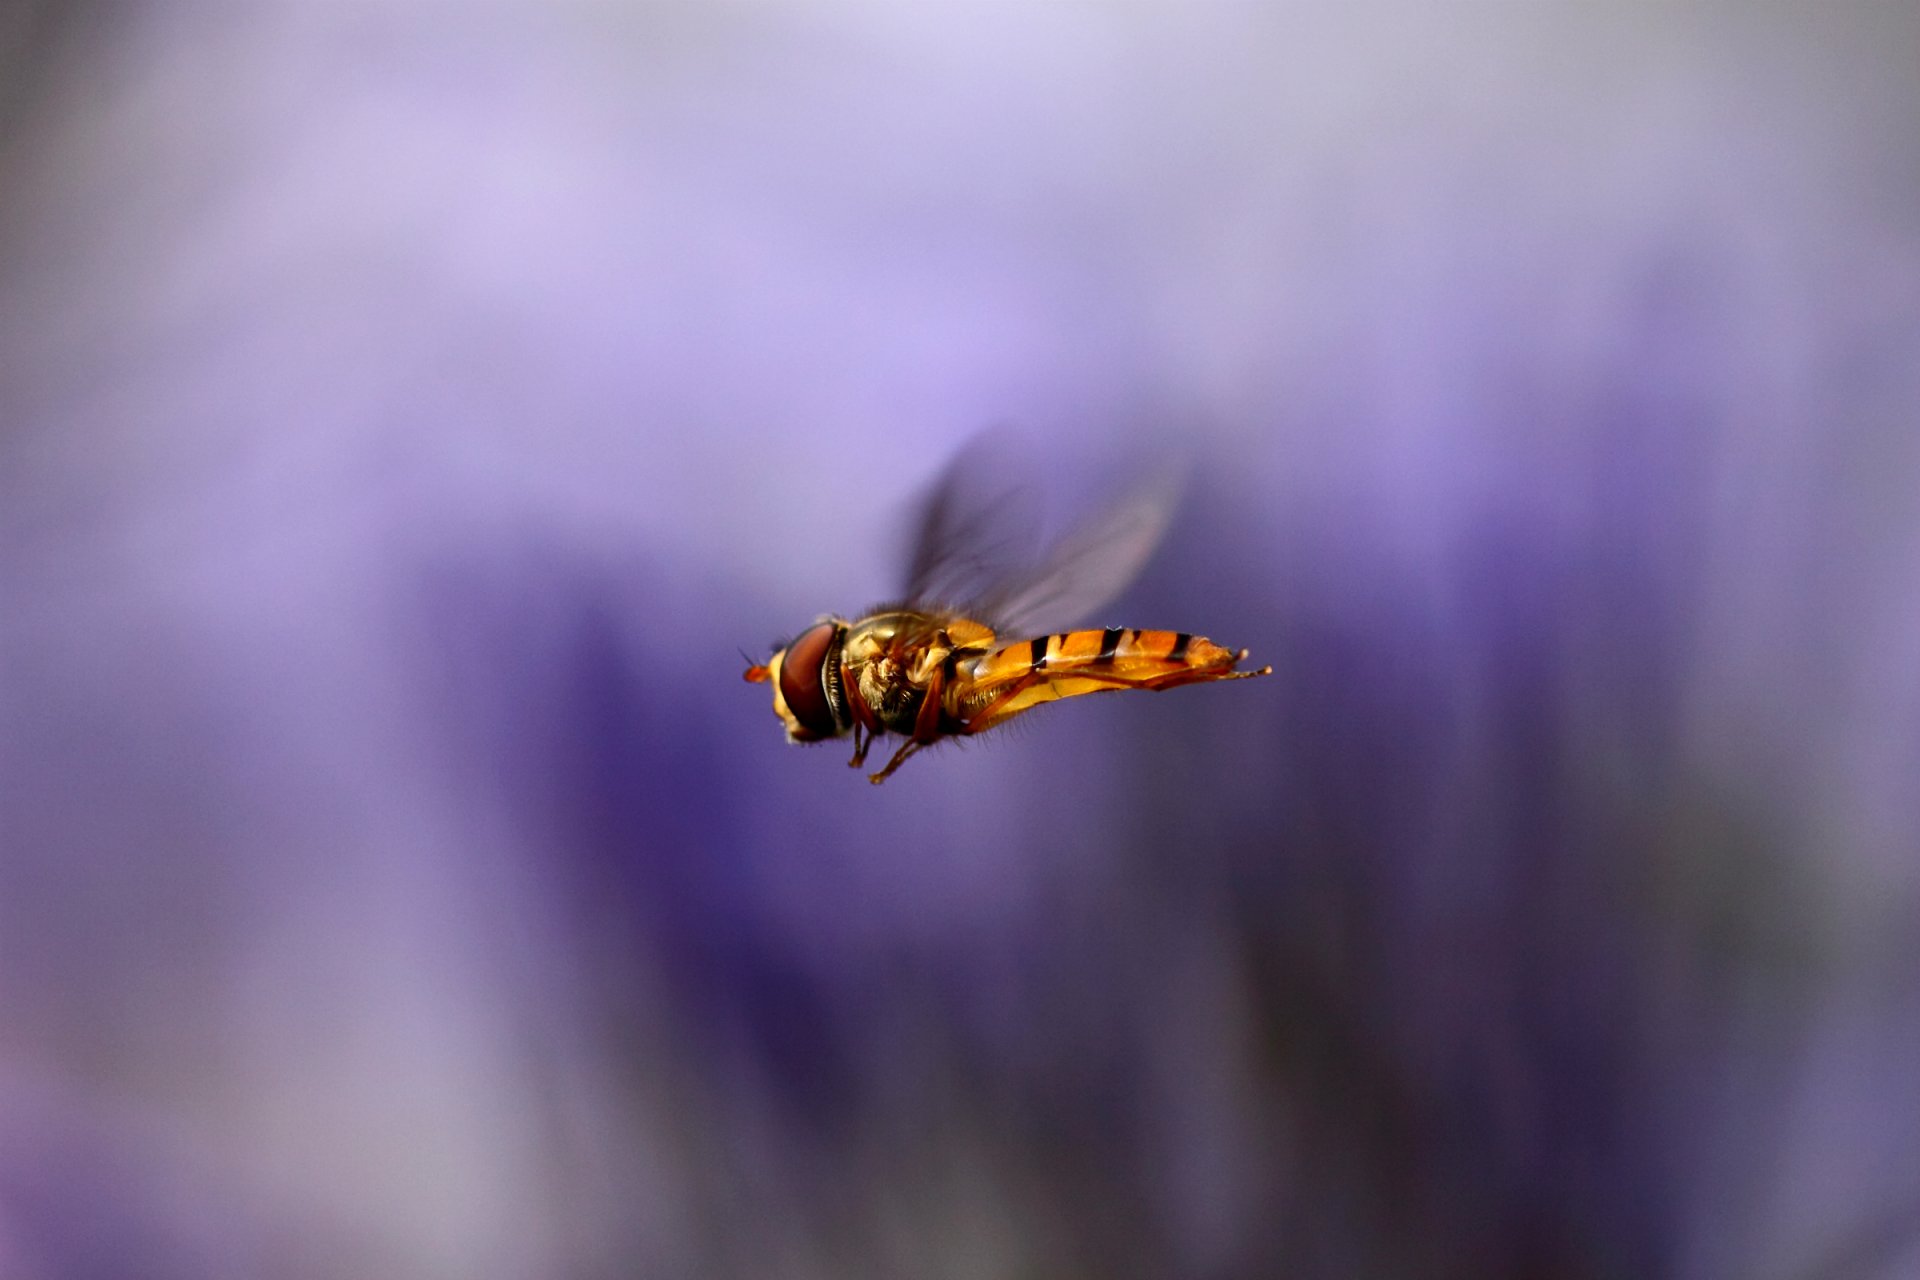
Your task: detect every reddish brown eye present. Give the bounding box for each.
[778,623,845,740]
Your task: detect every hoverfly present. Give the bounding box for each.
[744,439,1270,784]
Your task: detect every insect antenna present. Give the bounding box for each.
[739,645,772,684]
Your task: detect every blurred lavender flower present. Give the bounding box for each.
[2,3,1918,1278]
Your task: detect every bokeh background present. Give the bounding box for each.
[3,4,1918,1278]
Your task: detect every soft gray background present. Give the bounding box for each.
[2,4,1918,1277]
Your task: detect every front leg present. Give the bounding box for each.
[846,722,872,768]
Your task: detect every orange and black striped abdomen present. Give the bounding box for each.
[954,627,1268,734]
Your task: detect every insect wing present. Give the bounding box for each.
[977,470,1182,639]
[899,431,1043,614]
[898,431,1184,638]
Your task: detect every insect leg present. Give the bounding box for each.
[1025,664,1272,694]
[958,654,1271,739]
[868,739,925,785]
[911,668,947,742]
[846,722,872,768]
[955,671,1046,734]
[868,669,951,785]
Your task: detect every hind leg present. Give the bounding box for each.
[868,739,926,785]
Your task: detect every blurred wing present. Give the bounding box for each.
[978,467,1183,637]
[899,430,1043,613]
[899,431,1184,637]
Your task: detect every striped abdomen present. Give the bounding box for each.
[953,627,1268,733]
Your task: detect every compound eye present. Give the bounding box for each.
[778,623,841,741]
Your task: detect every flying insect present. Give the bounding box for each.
[744,440,1270,783]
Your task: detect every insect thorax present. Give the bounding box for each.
[843,613,945,734]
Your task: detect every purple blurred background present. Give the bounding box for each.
[3,5,1919,1277]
